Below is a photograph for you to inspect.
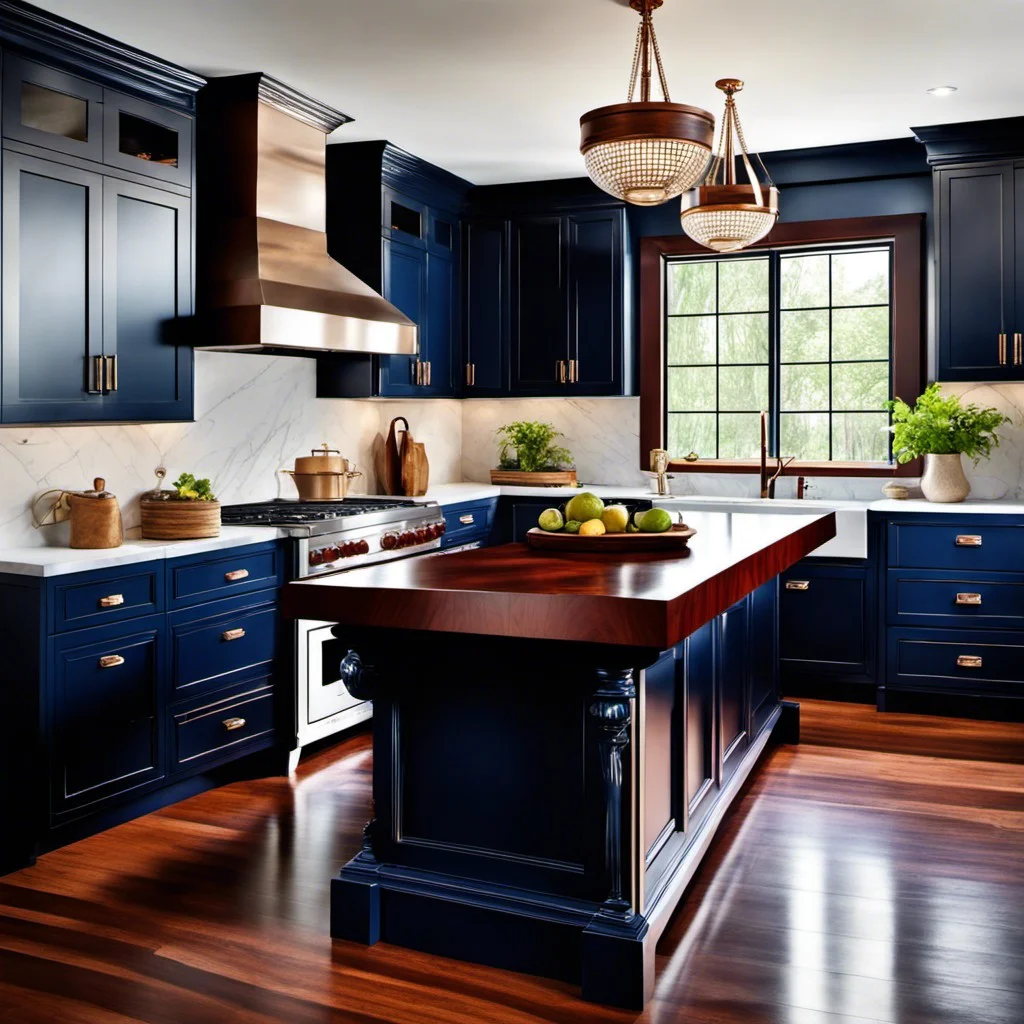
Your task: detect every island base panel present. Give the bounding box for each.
[327,580,791,1009]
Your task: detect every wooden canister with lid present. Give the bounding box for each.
[68,478,124,549]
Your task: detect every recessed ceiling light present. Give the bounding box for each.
[927,86,958,97]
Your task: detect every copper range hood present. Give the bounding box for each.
[194,74,416,356]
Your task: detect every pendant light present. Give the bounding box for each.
[580,0,715,207]
[679,79,779,252]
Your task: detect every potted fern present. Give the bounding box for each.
[490,421,577,487]
[140,469,221,539]
[887,384,1008,502]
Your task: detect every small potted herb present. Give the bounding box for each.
[490,421,577,487]
[887,384,1009,502]
[140,468,221,538]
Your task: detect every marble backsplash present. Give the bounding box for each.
[0,351,462,548]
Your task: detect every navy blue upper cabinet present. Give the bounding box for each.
[0,17,201,425]
[936,163,1019,380]
[320,141,470,398]
[462,218,508,394]
[1,153,104,421]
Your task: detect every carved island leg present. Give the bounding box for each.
[330,649,382,945]
[581,666,653,1009]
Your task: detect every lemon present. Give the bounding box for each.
[565,492,605,523]
[601,505,629,533]
[639,507,672,533]
[564,520,582,534]
[578,519,606,537]
[538,508,564,532]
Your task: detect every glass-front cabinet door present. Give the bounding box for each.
[102,91,193,188]
[2,55,104,161]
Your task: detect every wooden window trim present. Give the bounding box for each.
[639,214,926,479]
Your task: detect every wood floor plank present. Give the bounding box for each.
[0,703,1022,1023]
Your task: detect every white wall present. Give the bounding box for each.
[0,351,462,548]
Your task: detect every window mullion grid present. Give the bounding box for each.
[769,251,781,459]
[714,263,721,459]
[827,253,834,461]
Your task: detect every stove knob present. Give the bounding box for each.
[355,539,370,555]
[415,528,430,543]
[381,533,398,550]
[308,549,324,566]
[322,546,340,562]
[399,532,414,547]
[438,520,447,535]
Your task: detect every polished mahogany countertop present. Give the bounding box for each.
[281,509,836,649]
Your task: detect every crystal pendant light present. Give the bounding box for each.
[680,79,779,252]
[580,0,715,207]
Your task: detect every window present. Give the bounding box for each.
[640,215,924,476]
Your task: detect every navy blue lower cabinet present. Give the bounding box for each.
[440,498,497,549]
[887,628,1024,698]
[719,598,750,783]
[779,559,877,697]
[887,568,1024,628]
[51,616,165,820]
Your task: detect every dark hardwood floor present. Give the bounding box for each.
[1,698,1022,1023]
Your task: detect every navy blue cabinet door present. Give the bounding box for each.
[463,219,508,395]
[423,248,456,396]
[510,216,568,393]
[566,208,625,396]
[938,163,1017,380]
[1,152,104,422]
[1016,164,1024,353]
[378,237,426,396]
[51,619,164,817]
[682,619,717,833]
[1,56,104,162]
[719,598,749,782]
[100,179,193,420]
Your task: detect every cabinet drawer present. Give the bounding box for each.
[888,628,1024,694]
[169,597,279,697]
[167,543,282,608]
[172,683,276,769]
[887,521,1024,571]
[888,570,1024,628]
[51,617,164,814]
[441,500,496,548]
[51,564,163,633]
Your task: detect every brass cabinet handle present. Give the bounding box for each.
[568,358,578,383]
[98,654,124,669]
[224,568,249,582]
[556,359,567,384]
[999,333,1007,365]
[458,514,475,525]
[465,362,476,387]
[222,717,247,731]
[1015,333,1022,366]
[955,535,982,547]
[221,627,246,642]
[105,355,117,391]
[425,361,431,386]
[956,654,983,669]
[98,594,124,608]
[414,360,421,385]
[785,580,810,591]
[90,355,104,394]
[955,593,982,606]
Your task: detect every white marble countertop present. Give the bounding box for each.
[0,525,284,578]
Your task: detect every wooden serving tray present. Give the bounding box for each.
[490,470,578,487]
[525,523,696,553]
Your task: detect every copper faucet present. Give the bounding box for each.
[759,411,794,499]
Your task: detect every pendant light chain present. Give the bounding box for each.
[648,20,671,102]
[626,20,644,101]
[625,5,671,103]
[731,103,775,187]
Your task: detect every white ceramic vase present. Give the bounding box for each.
[920,453,971,503]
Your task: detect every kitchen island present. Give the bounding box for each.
[282,508,835,1008]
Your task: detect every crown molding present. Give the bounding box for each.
[912,116,1024,167]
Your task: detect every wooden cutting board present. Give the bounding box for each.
[525,523,696,553]
[381,416,429,497]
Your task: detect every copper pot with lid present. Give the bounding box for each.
[282,444,361,501]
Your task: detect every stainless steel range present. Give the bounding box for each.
[220,498,446,770]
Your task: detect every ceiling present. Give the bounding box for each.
[37,0,1024,185]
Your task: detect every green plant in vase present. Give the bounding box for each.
[886,384,1008,502]
[496,421,574,473]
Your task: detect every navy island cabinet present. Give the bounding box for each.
[317,141,471,399]
[915,118,1024,381]
[464,181,630,398]
[0,540,289,876]
[0,19,202,424]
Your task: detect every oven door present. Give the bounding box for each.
[297,618,367,729]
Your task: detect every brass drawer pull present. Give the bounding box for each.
[955,535,982,547]
[224,569,250,582]
[458,514,475,525]
[956,654,983,669]
[1016,332,1023,367]
[98,654,125,669]
[105,355,118,392]
[999,333,1007,365]
[785,580,810,591]
[222,717,247,731]
[221,628,246,642]
[955,593,982,606]
[98,594,124,608]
